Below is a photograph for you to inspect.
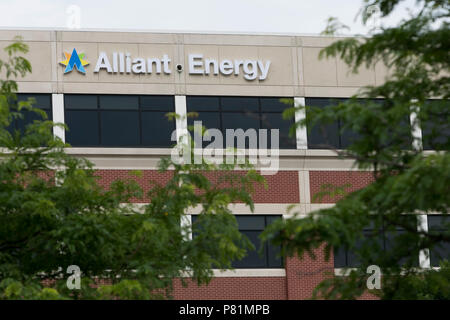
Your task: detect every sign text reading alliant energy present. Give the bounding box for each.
[94,52,271,81]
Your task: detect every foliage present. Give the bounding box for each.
[263,0,449,299]
[0,37,264,299]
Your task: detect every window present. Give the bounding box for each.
[334,217,419,268]
[421,100,450,151]
[305,98,342,149]
[192,215,283,268]
[428,215,450,267]
[7,93,52,134]
[187,96,296,149]
[64,94,175,147]
[305,98,412,149]
[334,223,384,268]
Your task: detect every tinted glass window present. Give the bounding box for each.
[187,96,296,149]
[8,94,53,137]
[191,215,283,269]
[100,111,140,146]
[222,113,260,149]
[334,219,419,268]
[141,95,174,111]
[17,94,51,109]
[65,95,175,147]
[65,110,99,146]
[222,97,259,111]
[260,97,290,112]
[65,95,97,109]
[99,95,139,110]
[222,113,260,132]
[305,98,341,149]
[186,96,220,111]
[422,100,450,151]
[261,112,296,149]
[428,215,450,267]
[141,111,176,147]
[305,98,410,150]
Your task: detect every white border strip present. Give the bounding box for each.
[212,269,286,277]
[52,93,65,142]
[294,97,307,150]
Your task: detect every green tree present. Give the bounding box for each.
[263,0,449,299]
[0,37,264,299]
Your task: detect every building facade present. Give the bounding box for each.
[0,29,447,299]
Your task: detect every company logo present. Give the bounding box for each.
[60,48,89,74]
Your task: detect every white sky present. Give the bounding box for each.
[0,0,419,35]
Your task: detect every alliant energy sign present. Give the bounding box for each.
[60,48,271,81]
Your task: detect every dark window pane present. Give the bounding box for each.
[334,247,347,268]
[65,110,99,146]
[188,112,221,131]
[430,242,450,267]
[261,112,296,149]
[100,111,139,146]
[428,215,450,267]
[192,214,282,268]
[187,96,220,111]
[232,230,266,268]
[222,97,259,112]
[384,229,419,266]
[305,98,340,149]
[236,215,265,230]
[340,124,361,149]
[260,97,291,112]
[347,230,384,267]
[308,121,340,149]
[65,95,98,109]
[141,111,175,147]
[428,215,450,231]
[222,113,260,148]
[17,109,52,133]
[141,96,174,111]
[422,100,450,151]
[222,113,260,131]
[266,216,283,268]
[187,112,221,148]
[17,94,51,109]
[99,95,138,110]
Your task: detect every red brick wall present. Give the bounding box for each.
[94,169,299,204]
[309,171,375,203]
[90,169,380,300]
[285,246,334,299]
[172,277,287,300]
[94,169,173,202]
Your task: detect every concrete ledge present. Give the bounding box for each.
[211,269,286,277]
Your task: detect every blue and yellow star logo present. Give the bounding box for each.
[60,48,89,74]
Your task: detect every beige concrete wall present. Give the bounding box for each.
[0,29,389,97]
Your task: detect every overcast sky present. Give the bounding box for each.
[0,0,418,35]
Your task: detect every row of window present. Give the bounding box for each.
[5,94,448,151]
[187,96,296,149]
[334,215,450,268]
[305,98,449,150]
